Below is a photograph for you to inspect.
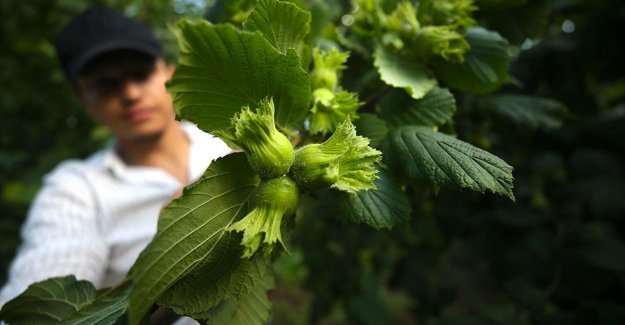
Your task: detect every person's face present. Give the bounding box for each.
[76,51,176,142]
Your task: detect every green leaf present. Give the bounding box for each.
[61,283,131,325]
[353,113,389,148]
[476,94,568,129]
[384,126,514,200]
[373,46,437,100]
[205,0,257,23]
[201,274,274,325]
[380,87,456,128]
[128,153,260,324]
[0,276,96,325]
[157,242,270,319]
[222,274,273,325]
[432,27,510,94]
[243,0,311,53]
[199,300,239,325]
[0,276,130,325]
[337,169,411,229]
[170,20,311,133]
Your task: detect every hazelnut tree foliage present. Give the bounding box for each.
[4,0,602,324]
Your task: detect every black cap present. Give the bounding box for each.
[54,6,163,80]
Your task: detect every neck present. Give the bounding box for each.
[116,122,190,184]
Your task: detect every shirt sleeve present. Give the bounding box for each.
[0,162,109,307]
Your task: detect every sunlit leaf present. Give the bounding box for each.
[374,46,437,100]
[384,126,514,199]
[243,0,311,53]
[205,0,258,23]
[128,153,260,324]
[170,20,311,132]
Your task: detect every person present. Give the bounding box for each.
[0,5,231,310]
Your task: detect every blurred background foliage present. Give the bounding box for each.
[0,0,208,284]
[2,0,625,324]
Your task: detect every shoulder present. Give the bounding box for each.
[43,161,91,189]
[22,154,110,240]
[34,147,119,209]
[43,148,111,187]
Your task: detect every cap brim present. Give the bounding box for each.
[69,40,162,79]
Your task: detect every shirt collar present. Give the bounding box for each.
[100,121,200,180]
[102,147,127,179]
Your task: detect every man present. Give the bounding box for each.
[0,6,231,306]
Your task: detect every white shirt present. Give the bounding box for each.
[0,121,232,308]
